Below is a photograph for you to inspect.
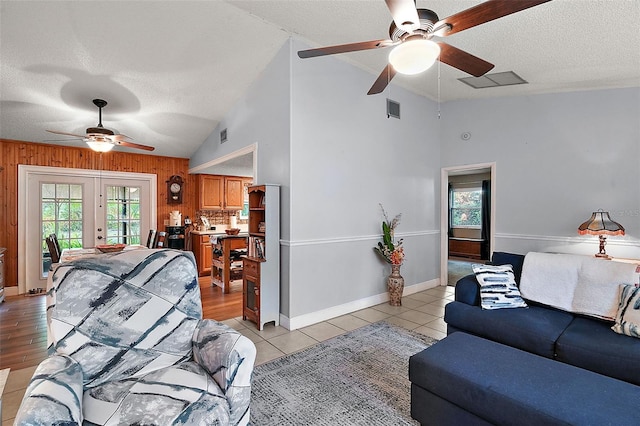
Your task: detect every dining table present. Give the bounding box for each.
[58,245,145,263]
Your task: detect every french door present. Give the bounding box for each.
[18,165,157,294]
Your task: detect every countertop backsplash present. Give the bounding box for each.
[196,210,247,228]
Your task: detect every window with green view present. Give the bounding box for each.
[451,187,482,228]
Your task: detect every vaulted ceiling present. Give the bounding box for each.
[1,1,638,158]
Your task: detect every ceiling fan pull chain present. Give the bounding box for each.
[98,153,104,208]
[437,60,441,120]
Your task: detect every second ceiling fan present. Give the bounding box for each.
[47,98,154,152]
[298,0,552,95]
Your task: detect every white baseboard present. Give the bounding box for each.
[280,278,440,330]
[4,286,19,297]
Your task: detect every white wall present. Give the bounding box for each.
[191,38,443,328]
[191,39,639,329]
[287,38,441,324]
[440,88,640,259]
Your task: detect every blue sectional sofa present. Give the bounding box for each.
[409,251,640,425]
[444,252,640,386]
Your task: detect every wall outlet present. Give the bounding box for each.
[163,219,169,226]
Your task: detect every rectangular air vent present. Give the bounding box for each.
[387,99,400,119]
[458,71,528,89]
[220,128,228,143]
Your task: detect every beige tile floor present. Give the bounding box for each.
[1,286,453,423]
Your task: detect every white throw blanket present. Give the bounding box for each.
[519,252,640,320]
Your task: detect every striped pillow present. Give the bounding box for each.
[612,284,640,338]
[473,264,528,310]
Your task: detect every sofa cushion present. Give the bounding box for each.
[556,316,640,386]
[410,332,640,426]
[444,301,574,358]
[472,264,527,310]
[82,362,231,425]
[49,249,202,388]
[490,252,525,283]
[612,284,640,338]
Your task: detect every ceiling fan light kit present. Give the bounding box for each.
[389,38,440,75]
[297,0,552,95]
[46,98,155,152]
[85,139,115,152]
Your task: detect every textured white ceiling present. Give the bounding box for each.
[1,0,638,158]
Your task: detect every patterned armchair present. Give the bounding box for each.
[15,248,256,425]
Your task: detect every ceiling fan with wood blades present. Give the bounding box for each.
[46,98,154,152]
[298,0,552,95]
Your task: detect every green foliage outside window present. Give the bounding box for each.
[451,189,482,227]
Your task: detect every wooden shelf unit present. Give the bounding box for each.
[243,184,280,330]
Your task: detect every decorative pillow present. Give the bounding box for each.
[612,284,640,338]
[473,264,528,310]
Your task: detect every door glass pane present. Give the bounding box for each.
[41,183,83,276]
[105,186,142,245]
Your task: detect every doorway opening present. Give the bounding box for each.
[440,163,496,287]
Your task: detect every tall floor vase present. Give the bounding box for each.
[387,264,404,306]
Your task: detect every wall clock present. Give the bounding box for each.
[167,175,183,204]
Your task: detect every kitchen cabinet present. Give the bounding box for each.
[224,177,244,210]
[243,184,280,330]
[198,174,250,210]
[193,233,213,276]
[198,175,223,210]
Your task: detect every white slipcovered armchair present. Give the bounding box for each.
[15,248,256,425]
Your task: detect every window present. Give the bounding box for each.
[451,185,482,228]
[105,186,142,245]
[41,183,84,276]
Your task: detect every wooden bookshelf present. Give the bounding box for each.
[243,184,280,330]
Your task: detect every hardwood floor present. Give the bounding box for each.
[0,276,242,371]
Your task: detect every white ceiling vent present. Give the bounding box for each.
[459,71,528,89]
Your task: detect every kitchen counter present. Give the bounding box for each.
[210,233,249,241]
[191,230,225,236]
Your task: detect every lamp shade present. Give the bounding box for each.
[388,39,440,75]
[85,139,114,153]
[578,210,625,236]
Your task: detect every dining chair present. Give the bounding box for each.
[46,234,61,263]
[50,233,61,254]
[146,229,157,248]
[154,231,167,248]
[184,224,194,251]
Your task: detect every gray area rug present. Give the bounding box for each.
[250,321,438,425]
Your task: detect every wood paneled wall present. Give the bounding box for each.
[0,139,200,290]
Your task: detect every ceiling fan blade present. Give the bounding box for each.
[437,42,494,77]
[433,0,552,37]
[298,39,395,58]
[367,64,397,95]
[385,0,420,33]
[46,129,87,138]
[115,140,155,151]
[112,134,133,141]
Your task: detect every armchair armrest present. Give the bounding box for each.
[15,354,84,426]
[454,274,481,306]
[192,319,256,425]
